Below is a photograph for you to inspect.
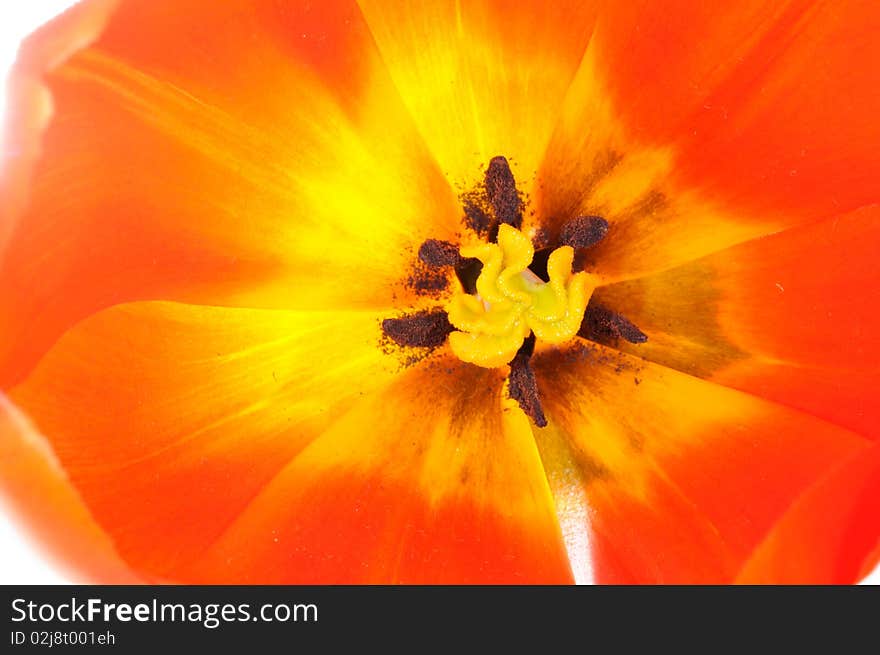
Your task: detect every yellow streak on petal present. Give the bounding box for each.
[54,49,459,311]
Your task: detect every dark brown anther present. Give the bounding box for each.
[485,156,522,230]
[527,248,552,282]
[508,344,547,428]
[560,215,609,249]
[578,302,648,344]
[518,333,536,357]
[382,309,454,349]
[418,239,460,267]
[454,257,483,295]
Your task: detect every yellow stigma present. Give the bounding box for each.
[446,224,598,368]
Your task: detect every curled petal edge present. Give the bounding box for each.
[0,393,140,583]
[1,0,119,256]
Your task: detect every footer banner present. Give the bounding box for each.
[1,585,875,650]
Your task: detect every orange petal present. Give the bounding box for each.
[6,301,407,582]
[537,0,880,280]
[598,0,880,217]
[736,443,880,583]
[187,362,572,583]
[1,0,459,387]
[1,0,118,253]
[357,0,600,196]
[594,205,880,440]
[0,393,140,583]
[532,342,874,583]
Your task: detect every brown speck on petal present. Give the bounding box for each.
[418,239,460,267]
[407,265,449,295]
[462,197,493,236]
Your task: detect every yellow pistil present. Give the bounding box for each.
[446,224,598,368]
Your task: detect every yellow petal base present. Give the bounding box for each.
[446,225,597,368]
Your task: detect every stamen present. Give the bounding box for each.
[418,239,460,268]
[485,156,522,230]
[560,215,609,249]
[508,339,547,427]
[579,302,648,344]
[384,157,645,380]
[382,309,454,349]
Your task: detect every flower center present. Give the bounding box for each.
[380,155,648,427]
[446,224,597,368]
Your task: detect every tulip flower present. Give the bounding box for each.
[1,0,878,584]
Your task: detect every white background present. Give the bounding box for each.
[1,0,82,584]
[0,1,877,586]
